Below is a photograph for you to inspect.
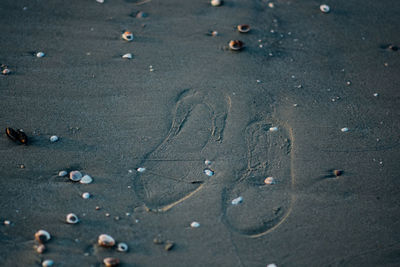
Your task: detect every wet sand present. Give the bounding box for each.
[1,0,400,266]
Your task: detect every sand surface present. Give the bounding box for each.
[1,0,399,266]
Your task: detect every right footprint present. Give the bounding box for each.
[223,121,294,237]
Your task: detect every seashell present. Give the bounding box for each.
[58,170,68,177]
[5,128,28,144]
[122,53,132,59]
[3,220,11,225]
[320,4,330,13]
[231,196,243,205]
[229,40,244,51]
[98,234,115,247]
[80,175,93,184]
[237,24,250,33]
[35,230,51,243]
[268,2,274,8]
[153,236,164,244]
[50,135,59,142]
[264,177,276,185]
[341,127,349,132]
[267,264,277,267]
[203,168,214,177]
[96,0,104,3]
[69,171,83,182]
[388,44,398,51]
[164,241,174,251]
[36,52,45,58]
[122,31,134,42]
[206,30,218,37]
[204,159,212,165]
[190,221,200,228]
[136,167,146,173]
[211,0,222,7]
[42,259,54,267]
[269,126,278,132]
[82,192,91,199]
[135,11,148,18]
[36,244,46,254]
[103,257,120,267]
[333,169,342,177]
[66,213,79,224]
[373,93,379,97]
[117,242,128,252]
[2,68,11,75]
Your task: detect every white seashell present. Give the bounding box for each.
[136,167,146,173]
[82,192,91,199]
[2,68,11,75]
[264,177,276,185]
[190,221,200,228]
[50,135,59,142]
[211,0,222,7]
[35,230,51,243]
[42,259,54,267]
[96,0,104,3]
[122,53,132,59]
[36,52,45,58]
[117,242,128,252]
[3,220,11,225]
[203,168,214,176]
[69,171,83,182]
[80,175,93,184]
[98,234,115,247]
[103,257,120,267]
[231,196,243,205]
[122,31,134,41]
[267,264,277,267]
[320,4,330,13]
[66,213,79,224]
[204,159,212,165]
[373,93,379,97]
[58,170,68,177]
[341,127,349,132]
[269,126,278,132]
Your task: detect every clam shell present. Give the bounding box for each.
[231,196,243,205]
[42,259,54,267]
[82,192,91,199]
[117,242,128,252]
[211,0,222,7]
[264,177,276,185]
[36,52,45,58]
[58,170,68,177]
[341,127,349,132]
[80,175,93,184]
[203,168,214,177]
[320,4,330,13]
[66,213,79,224]
[35,230,51,243]
[229,40,244,51]
[50,135,59,142]
[98,234,115,247]
[190,221,200,228]
[69,171,83,182]
[122,31,134,41]
[237,24,250,33]
[122,53,132,59]
[103,257,120,267]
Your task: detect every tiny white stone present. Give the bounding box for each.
[373,93,379,97]
[80,175,93,184]
[269,126,278,132]
[128,169,133,173]
[122,53,132,59]
[36,52,45,58]
[50,135,59,142]
[204,160,212,165]
[190,221,200,228]
[137,167,146,173]
[82,192,91,199]
[211,0,221,7]
[58,171,68,177]
[231,196,243,205]
[4,220,11,225]
[204,168,214,176]
[341,127,349,132]
[320,4,330,13]
[69,171,83,182]
[42,259,54,267]
[66,213,79,224]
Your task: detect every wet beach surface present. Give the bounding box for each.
[1,0,400,266]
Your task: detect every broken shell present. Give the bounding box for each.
[264,177,276,185]
[58,170,68,177]
[333,169,342,177]
[80,175,93,184]
[237,24,250,33]
[35,230,51,243]
[69,171,83,182]
[164,241,174,251]
[36,52,45,58]
[117,242,128,252]
[122,31,134,41]
[231,196,243,205]
[50,135,59,142]
[42,259,54,267]
[136,167,146,173]
[190,221,200,228]
[122,53,132,59]
[2,68,11,75]
[229,40,244,51]
[211,0,222,7]
[66,213,79,224]
[36,244,46,254]
[341,127,349,132]
[98,234,115,247]
[320,4,330,13]
[269,126,278,132]
[203,168,214,176]
[103,257,120,267]
[82,192,91,199]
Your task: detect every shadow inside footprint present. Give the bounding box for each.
[222,121,294,237]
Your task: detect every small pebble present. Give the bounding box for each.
[117,242,128,252]
[58,170,68,177]
[4,220,11,225]
[69,171,83,182]
[164,241,174,251]
[50,135,59,142]
[36,244,46,254]
[105,213,110,217]
[36,52,45,58]
[211,0,222,7]
[204,160,212,165]
[103,257,120,267]
[203,169,214,176]
[80,175,93,184]
[269,126,278,132]
[268,2,274,8]
[137,167,146,173]
[136,11,148,18]
[190,221,200,228]
[320,4,330,13]
[373,93,379,97]
[96,0,104,3]
[82,192,91,199]
[153,236,164,244]
[2,68,11,75]
[333,170,342,177]
[346,81,351,86]
[264,177,276,185]
[95,206,101,210]
[341,127,349,132]
[98,234,115,247]
[231,196,243,205]
[42,259,54,267]
[66,213,79,224]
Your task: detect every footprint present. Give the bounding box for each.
[222,121,294,237]
[133,90,229,212]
